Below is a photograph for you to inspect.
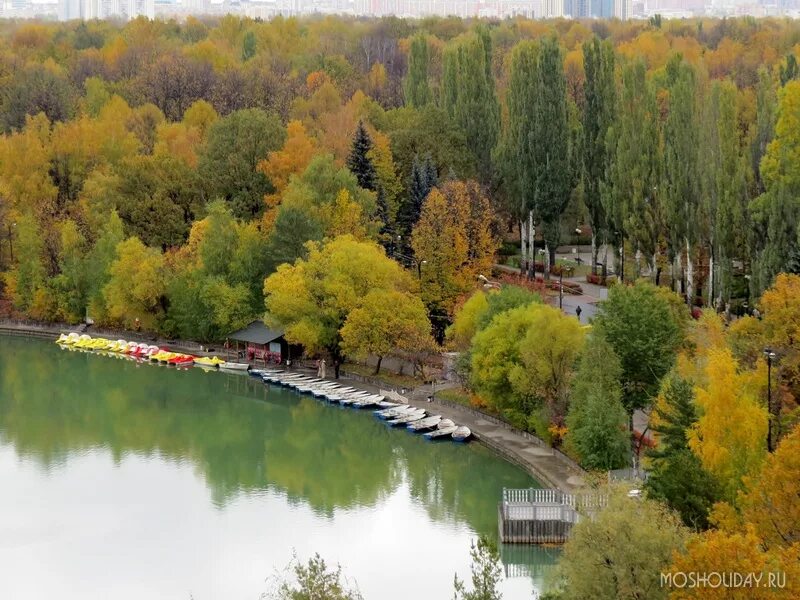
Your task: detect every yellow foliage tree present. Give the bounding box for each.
[688,347,768,501]
[258,119,317,227]
[325,189,367,240]
[739,425,800,549]
[102,237,167,330]
[667,527,800,600]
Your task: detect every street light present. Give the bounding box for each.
[417,259,427,280]
[764,347,777,452]
[478,274,500,290]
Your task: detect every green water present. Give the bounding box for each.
[0,335,559,599]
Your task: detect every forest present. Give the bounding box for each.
[1,15,800,598]
[2,15,800,339]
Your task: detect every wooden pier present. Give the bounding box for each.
[498,488,607,544]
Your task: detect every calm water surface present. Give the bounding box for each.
[0,335,559,599]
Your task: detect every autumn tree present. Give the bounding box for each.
[263,235,418,378]
[738,418,800,548]
[340,289,433,374]
[102,237,167,330]
[688,347,768,501]
[411,181,498,321]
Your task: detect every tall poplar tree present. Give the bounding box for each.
[605,60,660,284]
[534,37,573,276]
[582,37,615,276]
[403,33,432,108]
[495,41,538,276]
[441,28,499,185]
[663,56,699,298]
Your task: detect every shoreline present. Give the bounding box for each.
[0,320,585,494]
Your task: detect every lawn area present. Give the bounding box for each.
[436,386,472,406]
[342,362,421,390]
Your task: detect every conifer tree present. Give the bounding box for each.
[346,120,377,191]
[645,374,722,530]
[396,154,435,259]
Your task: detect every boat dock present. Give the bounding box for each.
[498,488,607,544]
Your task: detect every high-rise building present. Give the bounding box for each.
[59,0,151,20]
[541,0,563,15]
[613,0,631,16]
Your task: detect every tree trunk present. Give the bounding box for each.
[591,232,598,276]
[527,211,535,280]
[374,355,383,375]
[618,241,624,283]
[653,252,659,285]
[544,243,551,281]
[334,360,341,379]
[707,242,714,309]
[519,218,527,276]
[685,237,694,306]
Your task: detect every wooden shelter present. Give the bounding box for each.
[226,320,300,366]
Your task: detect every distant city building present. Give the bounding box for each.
[58,0,152,20]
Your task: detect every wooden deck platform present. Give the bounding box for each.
[498,488,607,544]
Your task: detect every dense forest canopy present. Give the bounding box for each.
[1,14,800,341]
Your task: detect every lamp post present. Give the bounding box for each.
[8,222,15,262]
[416,259,427,280]
[764,347,777,452]
[478,274,500,291]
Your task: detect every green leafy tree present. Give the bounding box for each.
[565,334,630,470]
[476,285,541,330]
[550,488,689,600]
[10,213,45,311]
[241,30,257,61]
[534,37,574,274]
[593,281,683,425]
[452,536,502,600]
[346,120,377,191]
[199,108,286,220]
[86,210,125,320]
[605,59,661,284]
[267,553,363,600]
[403,33,432,108]
[663,55,699,295]
[581,37,616,275]
[441,29,499,184]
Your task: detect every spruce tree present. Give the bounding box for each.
[375,184,390,250]
[396,154,435,260]
[346,120,377,191]
[645,374,722,530]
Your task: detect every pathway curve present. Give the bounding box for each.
[302,367,586,493]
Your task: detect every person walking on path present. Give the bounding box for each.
[575,305,582,322]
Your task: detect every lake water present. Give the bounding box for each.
[0,335,559,599]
